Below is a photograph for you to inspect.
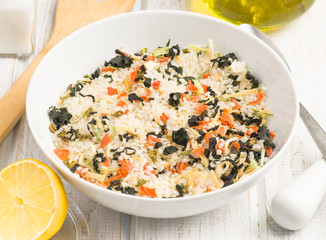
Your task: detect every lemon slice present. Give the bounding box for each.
[0,159,68,240]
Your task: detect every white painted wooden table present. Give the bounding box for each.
[1,0,326,239]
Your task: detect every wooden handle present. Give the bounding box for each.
[0,49,48,144]
[0,0,135,144]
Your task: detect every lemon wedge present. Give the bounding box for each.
[0,159,68,240]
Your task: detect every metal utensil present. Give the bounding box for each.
[239,24,326,230]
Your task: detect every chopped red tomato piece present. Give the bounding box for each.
[117,92,128,99]
[192,147,206,158]
[147,135,161,145]
[205,132,213,142]
[119,159,134,177]
[201,84,208,93]
[102,156,110,167]
[54,149,69,160]
[160,112,169,122]
[158,57,171,63]
[107,87,118,95]
[265,147,273,157]
[99,133,111,148]
[101,67,115,72]
[117,100,127,107]
[187,81,198,92]
[139,186,158,198]
[202,72,210,79]
[195,103,207,115]
[146,55,156,61]
[230,98,242,109]
[229,142,240,150]
[176,162,189,174]
[152,81,161,89]
[220,109,234,128]
[130,66,140,84]
[249,91,264,105]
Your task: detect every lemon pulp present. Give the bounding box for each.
[0,159,68,240]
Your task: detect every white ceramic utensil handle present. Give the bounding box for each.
[271,158,326,230]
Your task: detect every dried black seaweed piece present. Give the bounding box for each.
[160,124,168,135]
[209,137,217,152]
[228,74,239,80]
[70,163,79,173]
[107,180,121,190]
[102,116,110,125]
[143,78,152,88]
[211,53,237,69]
[124,147,136,155]
[154,142,163,149]
[223,180,234,187]
[206,86,217,97]
[231,112,244,122]
[48,106,72,129]
[243,117,262,125]
[163,146,178,155]
[166,39,171,47]
[253,151,261,162]
[207,125,219,132]
[257,125,270,141]
[220,160,239,183]
[204,148,210,158]
[211,106,220,119]
[146,132,163,138]
[246,71,260,88]
[92,153,106,173]
[128,93,143,103]
[90,68,100,79]
[264,139,275,149]
[69,83,84,97]
[112,150,124,160]
[188,115,204,127]
[79,93,95,102]
[140,64,146,72]
[158,169,166,174]
[188,155,201,165]
[119,135,123,141]
[107,49,133,69]
[165,69,171,75]
[67,127,78,141]
[168,44,181,59]
[123,133,134,142]
[176,184,185,197]
[104,75,114,83]
[197,132,206,143]
[172,128,189,147]
[211,150,221,159]
[168,64,183,75]
[168,92,181,107]
[226,129,245,137]
[87,119,97,136]
[123,187,138,195]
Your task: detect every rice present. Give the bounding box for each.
[49,41,276,198]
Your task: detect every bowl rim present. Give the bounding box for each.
[26,9,299,203]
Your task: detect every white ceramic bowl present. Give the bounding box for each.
[26,10,298,218]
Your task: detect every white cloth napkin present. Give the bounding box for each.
[0,0,35,54]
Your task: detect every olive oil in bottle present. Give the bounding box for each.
[190,0,315,30]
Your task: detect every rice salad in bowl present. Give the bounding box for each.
[49,40,275,198]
